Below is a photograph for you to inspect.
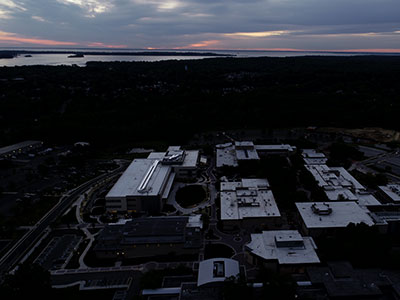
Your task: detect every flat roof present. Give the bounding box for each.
[331,167,364,190]
[95,216,202,251]
[378,184,400,202]
[296,202,374,229]
[220,178,280,221]
[355,191,381,206]
[303,158,329,165]
[255,144,296,152]
[235,148,259,160]
[305,165,366,201]
[197,258,240,287]
[302,149,328,165]
[216,144,238,168]
[106,159,171,198]
[0,140,42,156]
[302,149,327,158]
[216,142,296,167]
[246,230,320,265]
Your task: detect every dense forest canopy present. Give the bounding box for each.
[1,56,400,147]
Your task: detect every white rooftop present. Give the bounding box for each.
[216,142,296,168]
[331,167,364,190]
[106,159,171,198]
[147,147,199,168]
[355,191,381,206]
[216,143,238,168]
[305,165,366,201]
[197,258,240,287]
[379,184,400,202]
[255,144,296,152]
[296,202,374,229]
[246,230,320,265]
[220,178,281,221]
[302,149,327,158]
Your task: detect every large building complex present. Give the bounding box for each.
[245,230,320,273]
[220,178,281,230]
[303,154,380,206]
[106,159,175,213]
[106,146,199,214]
[296,202,375,237]
[94,216,202,259]
[216,141,295,168]
[0,140,43,159]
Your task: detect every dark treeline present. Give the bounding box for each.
[1,56,400,147]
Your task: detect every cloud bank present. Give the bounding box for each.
[0,0,399,50]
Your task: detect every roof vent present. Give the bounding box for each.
[311,203,332,216]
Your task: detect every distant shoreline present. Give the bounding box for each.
[0,50,234,59]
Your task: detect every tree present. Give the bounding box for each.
[223,275,252,300]
[0,262,53,300]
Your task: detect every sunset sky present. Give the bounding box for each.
[0,0,399,51]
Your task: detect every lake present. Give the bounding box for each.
[0,48,392,67]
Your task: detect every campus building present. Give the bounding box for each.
[304,164,381,206]
[106,146,199,214]
[245,230,320,273]
[296,202,374,238]
[368,204,400,234]
[220,178,281,230]
[94,216,202,259]
[296,262,398,299]
[302,149,328,165]
[378,184,400,203]
[105,159,175,214]
[216,141,295,168]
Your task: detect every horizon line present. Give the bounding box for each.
[1,46,400,54]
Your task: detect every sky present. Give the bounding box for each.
[0,0,399,51]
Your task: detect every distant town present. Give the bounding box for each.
[2,127,400,299]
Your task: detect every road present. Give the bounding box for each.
[0,161,128,277]
[52,269,142,299]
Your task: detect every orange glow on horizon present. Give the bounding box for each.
[87,42,127,48]
[175,40,220,49]
[0,33,77,46]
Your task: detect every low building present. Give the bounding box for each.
[94,216,202,259]
[216,141,296,168]
[368,204,400,234]
[0,140,43,159]
[245,230,320,273]
[296,262,397,299]
[296,202,374,238]
[304,164,381,205]
[378,184,400,203]
[220,178,281,230]
[302,149,328,165]
[255,144,296,156]
[197,258,240,287]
